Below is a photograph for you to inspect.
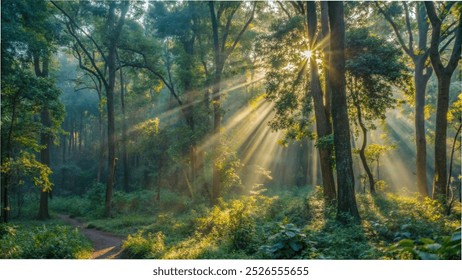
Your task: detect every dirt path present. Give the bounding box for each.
[57,214,125,259]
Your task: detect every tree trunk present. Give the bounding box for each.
[414,57,430,197]
[447,123,462,200]
[38,108,52,220]
[320,2,331,115]
[211,70,222,203]
[97,101,104,183]
[296,140,309,186]
[425,2,462,203]
[35,54,52,220]
[105,45,117,217]
[105,2,129,217]
[120,67,130,192]
[1,173,9,223]
[328,1,360,222]
[354,98,375,194]
[433,74,451,200]
[306,1,336,201]
[210,1,222,204]
[1,92,19,223]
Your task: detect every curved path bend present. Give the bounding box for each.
[58,214,124,259]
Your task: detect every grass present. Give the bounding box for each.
[21,185,458,259]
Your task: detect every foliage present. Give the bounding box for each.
[364,143,395,163]
[214,139,244,194]
[346,27,407,131]
[389,228,461,260]
[260,223,313,259]
[0,224,92,259]
[448,94,462,125]
[1,152,53,192]
[260,16,312,143]
[122,231,166,259]
[46,184,462,260]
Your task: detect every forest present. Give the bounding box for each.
[0,0,461,260]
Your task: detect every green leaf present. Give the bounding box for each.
[274,242,285,249]
[416,250,439,260]
[396,239,414,247]
[424,243,442,251]
[288,240,302,252]
[450,232,461,242]
[419,238,435,245]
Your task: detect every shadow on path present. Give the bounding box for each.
[57,214,124,259]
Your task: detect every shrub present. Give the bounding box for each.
[122,230,166,258]
[0,224,92,259]
[389,227,461,260]
[260,223,314,259]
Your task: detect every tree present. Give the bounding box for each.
[376,2,433,197]
[262,13,313,187]
[1,0,64,221]
[1,71,63,222]
[305,1,336,201]
[447,94,462,213]
[52,0,130,217]
[424,2,462,202]
[146,2,211,196]
[208,1,257,202]
[345,28,406,194]
[328,2,360,221]
[260,2,336,201]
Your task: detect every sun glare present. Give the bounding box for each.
[301,50,313,60]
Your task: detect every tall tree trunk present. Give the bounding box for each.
[328,1,360,221]
[36,55,52,220]
[425,2,462,202]
[105,44,117,217]
[1,92,19,223]
[320,2,331,116]
[119,67,130,192]
[306,1,336,201]
[414,57,431,197]
[1,174,9,223]
[413,3,432,197]
[447,123,462,200]
[211,70,222,203]
[38,109,52,220]
[97,101,104,183]
[105,2,129,217]
[377,2,432,197]
[433,74,451,200]
[210,1,222,203]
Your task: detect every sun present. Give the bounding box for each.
[301,50,313,60]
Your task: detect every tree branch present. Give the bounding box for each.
[446,15,462,73]
[403,2,414,53]
[221,4,240,54]
[425,1,444,75]
[226,2,257,59]
[116,45,182,106]
[277,1,292,19]
[376,2,414,58]
[51,1,108,63]
[65,22,109,89]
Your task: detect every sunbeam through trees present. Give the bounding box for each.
[0,0,461,261]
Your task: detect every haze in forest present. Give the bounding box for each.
[0,1,461,260]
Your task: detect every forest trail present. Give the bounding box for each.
[57,214,125,259]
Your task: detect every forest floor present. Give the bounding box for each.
[57,214,124,259]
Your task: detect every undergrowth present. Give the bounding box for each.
[47,184,461,260]
[0,223,92,259]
